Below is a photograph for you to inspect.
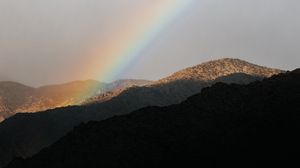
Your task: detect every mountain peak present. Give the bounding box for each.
[159,58,283,83]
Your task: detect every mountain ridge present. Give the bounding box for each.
[0,58,284,167]
[0,79,152,122]
[158,58,282,84]
[6,69,300,168]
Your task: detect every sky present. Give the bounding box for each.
[0,0,299,86]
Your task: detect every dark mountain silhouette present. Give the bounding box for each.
[6,69,300,168]
[0,58,282,167]
[0,79,152,122]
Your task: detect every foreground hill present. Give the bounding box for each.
[7,69,300,168]
[0,79,151,122]
[0,58,282,167]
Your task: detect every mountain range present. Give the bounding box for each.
[0,79,152,122]
[0,58,283,167]
[6,69,300,168]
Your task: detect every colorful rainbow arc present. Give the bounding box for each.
[76,0,194,102]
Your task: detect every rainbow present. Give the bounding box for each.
[76,0,194,102]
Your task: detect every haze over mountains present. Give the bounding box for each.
[0,75,11,82]
[0,79,152,122]
[0,58,283,167]
[6,69,300,168]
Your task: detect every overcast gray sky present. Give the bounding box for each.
[0,0,299,86]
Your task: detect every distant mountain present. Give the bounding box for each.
[0,58,283,167]
[0,79,152,122]
[0,80,104,122]
[0,82,35,122]
[157,58,279,84]
[86,58,282,106]
[6,69,300,168]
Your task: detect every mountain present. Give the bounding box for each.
[85,58,281,106]
[0,58,283,167]
[158,58,280,83]
[0,80,103,121]
[0,82,35,122]
[0,79,152,122]
[6,69,300,168]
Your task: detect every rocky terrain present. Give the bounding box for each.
[6,69,300,168]
[158,58,282,84]
[0,82,35,122]
[0,58,283,167]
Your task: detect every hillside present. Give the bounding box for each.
[0,80,104,121]
[0,80,151,121]
[83,79,153,105]
[158,58,281,83]
[0,82,35,122]
[0,58,283,167]
[6,69,300,168]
